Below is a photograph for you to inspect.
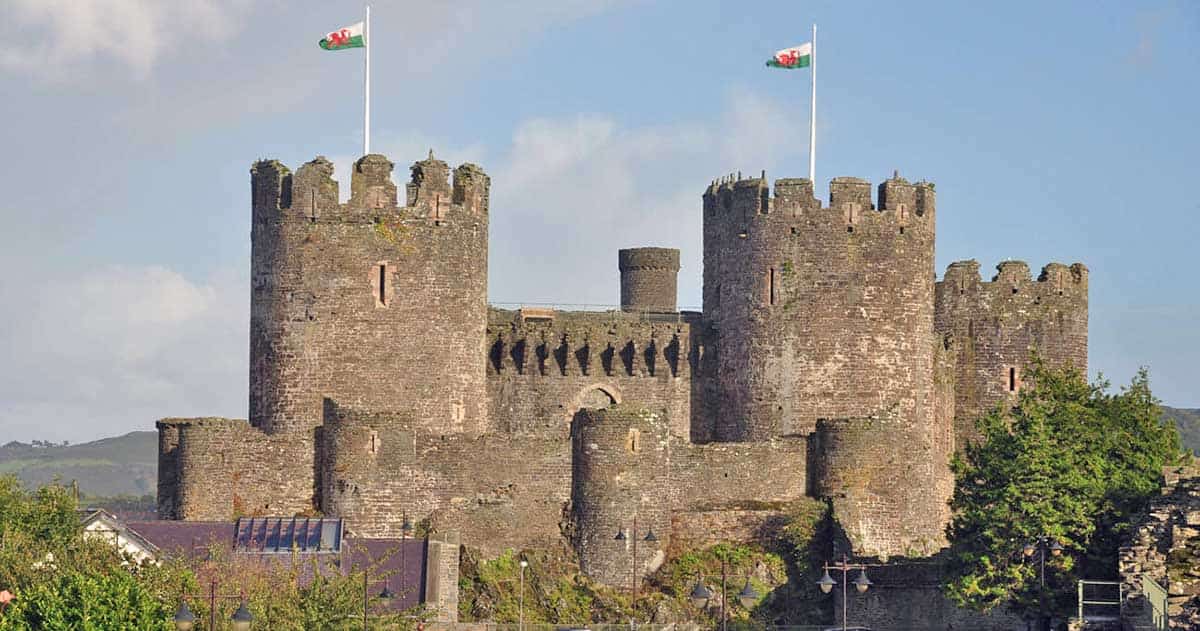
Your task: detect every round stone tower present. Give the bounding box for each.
[702,173,938,441]
[618,247,680,312]
[250,153,491,441]
[571,406,671,586]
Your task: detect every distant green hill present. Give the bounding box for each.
[0,431,158,499]
[1163,406,1200,455]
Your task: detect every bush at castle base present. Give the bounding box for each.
[457,499,830,626]
[944,360,1183,622]
[0,476,420,631]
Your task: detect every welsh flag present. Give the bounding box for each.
[766,43,811,69]
[319,22,365,50]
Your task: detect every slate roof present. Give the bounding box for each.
[116,519,426,612]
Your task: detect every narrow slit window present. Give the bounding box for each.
[1008,367,1019,393]
[768,268,779,306]
[378,264,387,305]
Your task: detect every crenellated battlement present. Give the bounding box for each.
[703,172,935,229]
[249,152,490,225]
[937,259,1089,301]
[486,308,696,379]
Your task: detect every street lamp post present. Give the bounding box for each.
[614,516,657,617]
[816,554,872,631]
[688,555,760,631]
[361,569,397,631]
[173,579,253,631]
[518,559,528,631]
[1021,536,1064,631]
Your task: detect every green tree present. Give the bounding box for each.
[944,360,1182,623]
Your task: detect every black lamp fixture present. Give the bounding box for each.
[379,584,397,608]
[172,602,196,631]
[737,579,760,608]
[852,570,872,594]
[689,581,714,607]
[643,529,658,542]
[230,601,253,631]
[817,569,836,594]
[614,529,627,541]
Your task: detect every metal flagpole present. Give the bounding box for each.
[809,23,816,184]
[364,5,371,156]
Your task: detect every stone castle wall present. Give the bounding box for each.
[157,152,1089,588]
[934,258,1088,446]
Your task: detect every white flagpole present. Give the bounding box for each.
[364,5,371,156]
[809,23,816,184]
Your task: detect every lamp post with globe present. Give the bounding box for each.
[816,554,873,631]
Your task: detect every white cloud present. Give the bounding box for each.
[0,0,255,78]
[0,265,247,442]
[486,90,804,308]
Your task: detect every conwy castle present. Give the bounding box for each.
[156,153,1088,585]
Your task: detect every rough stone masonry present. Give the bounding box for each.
[157,153,1088,584]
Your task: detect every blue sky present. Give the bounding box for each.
[0,0,1196,442]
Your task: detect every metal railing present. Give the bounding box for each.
[1076,579,1122,624]
[1141,575,1169,631]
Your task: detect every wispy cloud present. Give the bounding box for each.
[0,0,256,79]
[0,265,247,442]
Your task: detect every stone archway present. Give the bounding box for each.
[570,383,621,413]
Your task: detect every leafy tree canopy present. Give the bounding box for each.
[943,359,1182,621]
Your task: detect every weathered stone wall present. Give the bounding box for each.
[702,173,938,441]
[836,560,1026,631]
[569,405,809,586]
[571,406,673,586]
[934,259,1088,446]
[1119,463,1200,629]
[249,153,490,443]
[618,247,680,312]
[811,409,951,558]
[486,308,699,440]
[158,417,313,520]
[320,400,573,552]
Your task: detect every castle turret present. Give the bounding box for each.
[245,152,492,515]
[572,406,670,586]
[934,259,1088,446]
[618,247,680,312]
[702,171,937,441]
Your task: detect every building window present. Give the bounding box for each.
[767,268,779,306]
[626,429,641,453]
[369,431,380,454]
[375,263,388,307]
[1007,366,1020,393]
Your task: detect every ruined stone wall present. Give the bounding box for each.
[249,153,490,441]
[702,173,937,441]
[618,247,680,312]
[934,259,1088,446]
[487,308,699,439]
[1119,463,1200,629]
